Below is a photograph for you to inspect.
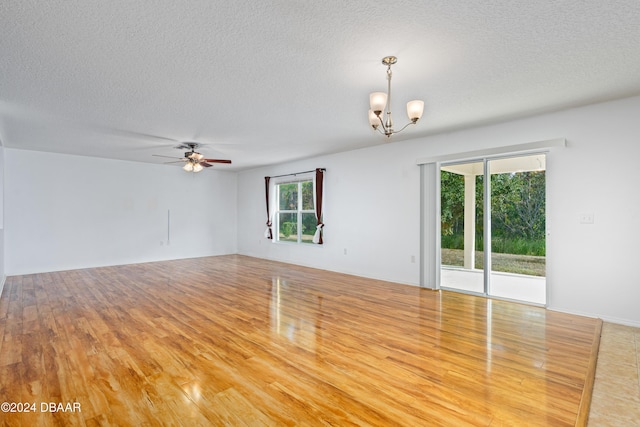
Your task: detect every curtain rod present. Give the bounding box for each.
[267,168,325,179]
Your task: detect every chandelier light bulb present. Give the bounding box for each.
[368,110,380,129]
[407,100,425,122]
[369,92,387,115]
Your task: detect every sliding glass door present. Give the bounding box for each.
[440,161,484,293]
[488,156,546,303]
[440,154,546,304]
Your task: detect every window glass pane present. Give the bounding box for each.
[278,212,298,242]
[489,159,546,277]
[489,154,546,305]
[440,161,484,294]
[440,169,464,267]
[279,183,297,211]
[301,212,316,244]
[301,181,314,210]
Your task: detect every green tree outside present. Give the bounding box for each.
[441,170,545,257]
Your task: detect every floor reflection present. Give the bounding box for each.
[270,277,322,352]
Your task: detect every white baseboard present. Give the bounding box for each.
[548,306,640,328]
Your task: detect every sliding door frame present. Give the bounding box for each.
[483,158,492,296]
[419,138,565,304]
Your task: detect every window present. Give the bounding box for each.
[275,180,316,244]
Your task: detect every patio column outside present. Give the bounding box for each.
[464,174,476,269]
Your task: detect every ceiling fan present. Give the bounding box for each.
[153,142,231,172]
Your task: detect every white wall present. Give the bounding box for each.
[5,149,237,274]
[238,148,422,285]
[238,95,640,327]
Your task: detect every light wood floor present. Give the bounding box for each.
[0,255,601,426]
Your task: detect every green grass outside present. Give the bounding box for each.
[278,233,315,244]
[441,248,545,277]
[441,234,545,257]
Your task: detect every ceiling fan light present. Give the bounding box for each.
[369,92,387,116]
[155,142,231,172]
[407,100,424,123]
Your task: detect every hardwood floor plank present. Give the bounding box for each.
[0,363,22,427]
[0,255,600,426]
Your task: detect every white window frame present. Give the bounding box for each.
[273,176,316,244]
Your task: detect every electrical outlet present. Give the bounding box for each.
[343,248,347,255]
[579,213,594,224]
[411,255,416,263]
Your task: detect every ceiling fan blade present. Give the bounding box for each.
[86,125,180,144]
[152,154,183,160]
[164,160,186,164]
[200,162,213,168]
[203,159,232,164]
[175,142,200,150]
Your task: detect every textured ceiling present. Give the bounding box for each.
[1,0,640,170]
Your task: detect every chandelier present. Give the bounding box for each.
[368,56,424,137]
